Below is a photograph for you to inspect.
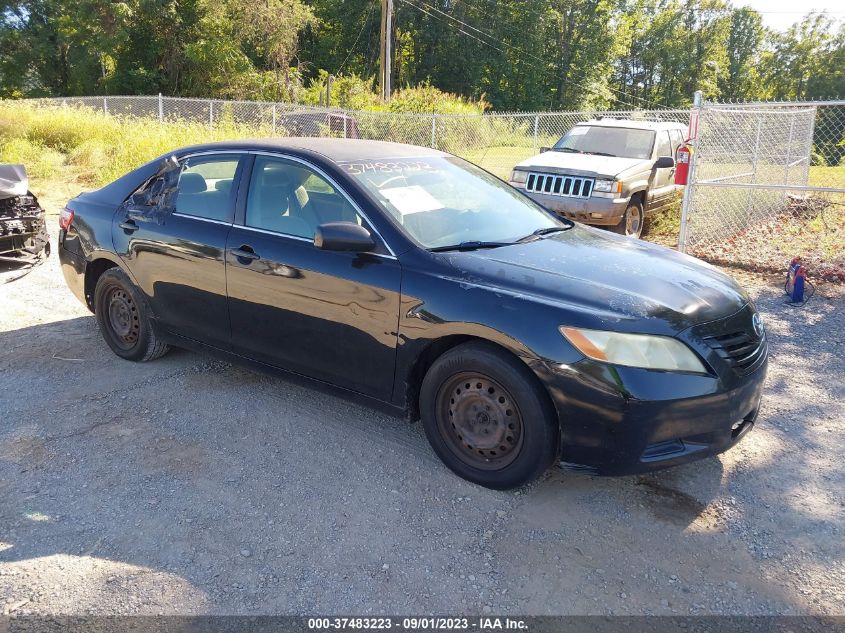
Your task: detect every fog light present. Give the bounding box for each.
[590,212,603,219]
[731,421,742,431]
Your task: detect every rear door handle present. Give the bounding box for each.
[231,245,260,263]
[119,219,139,233]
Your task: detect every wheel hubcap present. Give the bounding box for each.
[626,206,642,236]
[106,288,140,349]
[436,373,524,470]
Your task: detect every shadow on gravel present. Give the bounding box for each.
[1,290,842,614]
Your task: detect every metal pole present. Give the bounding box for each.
[158,93,164,122]
[272,104,277,135]
[783,115,795,185]
[103,97,108,114]
[533,115,540,152]
[379,0,393,101]
[745,114,763,217]
[326,75,333,107]
[678,90,702,253]
[209,100,213,129]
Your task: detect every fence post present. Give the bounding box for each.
[745,114,764,216]
[272,104,277,136]
[158,93,163,122]
[678,90,703,253]
[343,113,348,139]
[783,115,795,185]
[533,115,539,152]
[431,114,437,149]
[103,97,108,114]
[209,100,213,129]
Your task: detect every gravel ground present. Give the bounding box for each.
[1,208,844,616]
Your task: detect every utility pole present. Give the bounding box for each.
[379,0,393,101]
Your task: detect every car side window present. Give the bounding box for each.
[656,131,672,159]
[245,156,371,241]
[669,129,684,155]
[174,156,240,222]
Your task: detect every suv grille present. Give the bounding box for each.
[702,330,767,376]
[525,173,594,199]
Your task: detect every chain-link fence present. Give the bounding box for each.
[25,94,844,278]
[32,95,688,179]
[680,98,845,279]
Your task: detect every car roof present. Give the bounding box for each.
[173,138,450,164]
[576,118,686,131]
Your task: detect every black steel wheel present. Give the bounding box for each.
[436,372,524,471]
[420,342,559,489]
[105,286,140,351]
[94,267,170,362]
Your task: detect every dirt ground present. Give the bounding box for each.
[1,195,844,616]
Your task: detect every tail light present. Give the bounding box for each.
[59,207,74,230]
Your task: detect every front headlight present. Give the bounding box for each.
[560,327,708,373]
[510,170,528,185]
[592,179,621,194]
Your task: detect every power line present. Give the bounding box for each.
[398,0,666,109]
[337,0,377,76]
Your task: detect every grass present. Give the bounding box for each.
[0,101,270,188]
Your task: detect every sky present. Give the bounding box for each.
[739,0,845,31]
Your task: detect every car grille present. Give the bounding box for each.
[701,329,767,376]
[525,173,594,199]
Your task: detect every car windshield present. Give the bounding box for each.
[553,125,656,159]
[339,156,564,249]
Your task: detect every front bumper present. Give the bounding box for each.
[531,355,767,476]
[511,183,628,226]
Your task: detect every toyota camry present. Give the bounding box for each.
[58,139,767,489]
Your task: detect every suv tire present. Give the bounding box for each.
[611,198,644,239]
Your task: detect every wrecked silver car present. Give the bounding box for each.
[0,164,50,263]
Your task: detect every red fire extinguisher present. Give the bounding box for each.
[675,142,693,185]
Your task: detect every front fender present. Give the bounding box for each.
[392,265,586,409]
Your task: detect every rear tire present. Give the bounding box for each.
[610,198,644,239]
[94,267,169,362]
[420,342,559,489]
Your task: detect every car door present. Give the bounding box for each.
[113,152,245,348]
[225,153,402,400]
[648,130,676,211]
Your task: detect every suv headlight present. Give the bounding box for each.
[510,170,528,185]
[592,179,619,194]
[560,327,707,373]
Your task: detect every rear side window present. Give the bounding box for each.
[655,131,672,159]
[669,129,684,155]
[174,156,240,222]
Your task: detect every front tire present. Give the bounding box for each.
[420,342,559,489]
[610,198,644,238]
[94,267,170,362]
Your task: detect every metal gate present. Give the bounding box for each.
[679,94,845,277]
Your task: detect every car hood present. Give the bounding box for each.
[515,152,644,178]
[442,226,749,335]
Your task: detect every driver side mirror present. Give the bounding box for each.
[655,156,675,169]
[314,222,376,253]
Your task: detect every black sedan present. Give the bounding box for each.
[58,139,767,489]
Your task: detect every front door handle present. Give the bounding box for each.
[231,245,260,263]
[119,219,139,233]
